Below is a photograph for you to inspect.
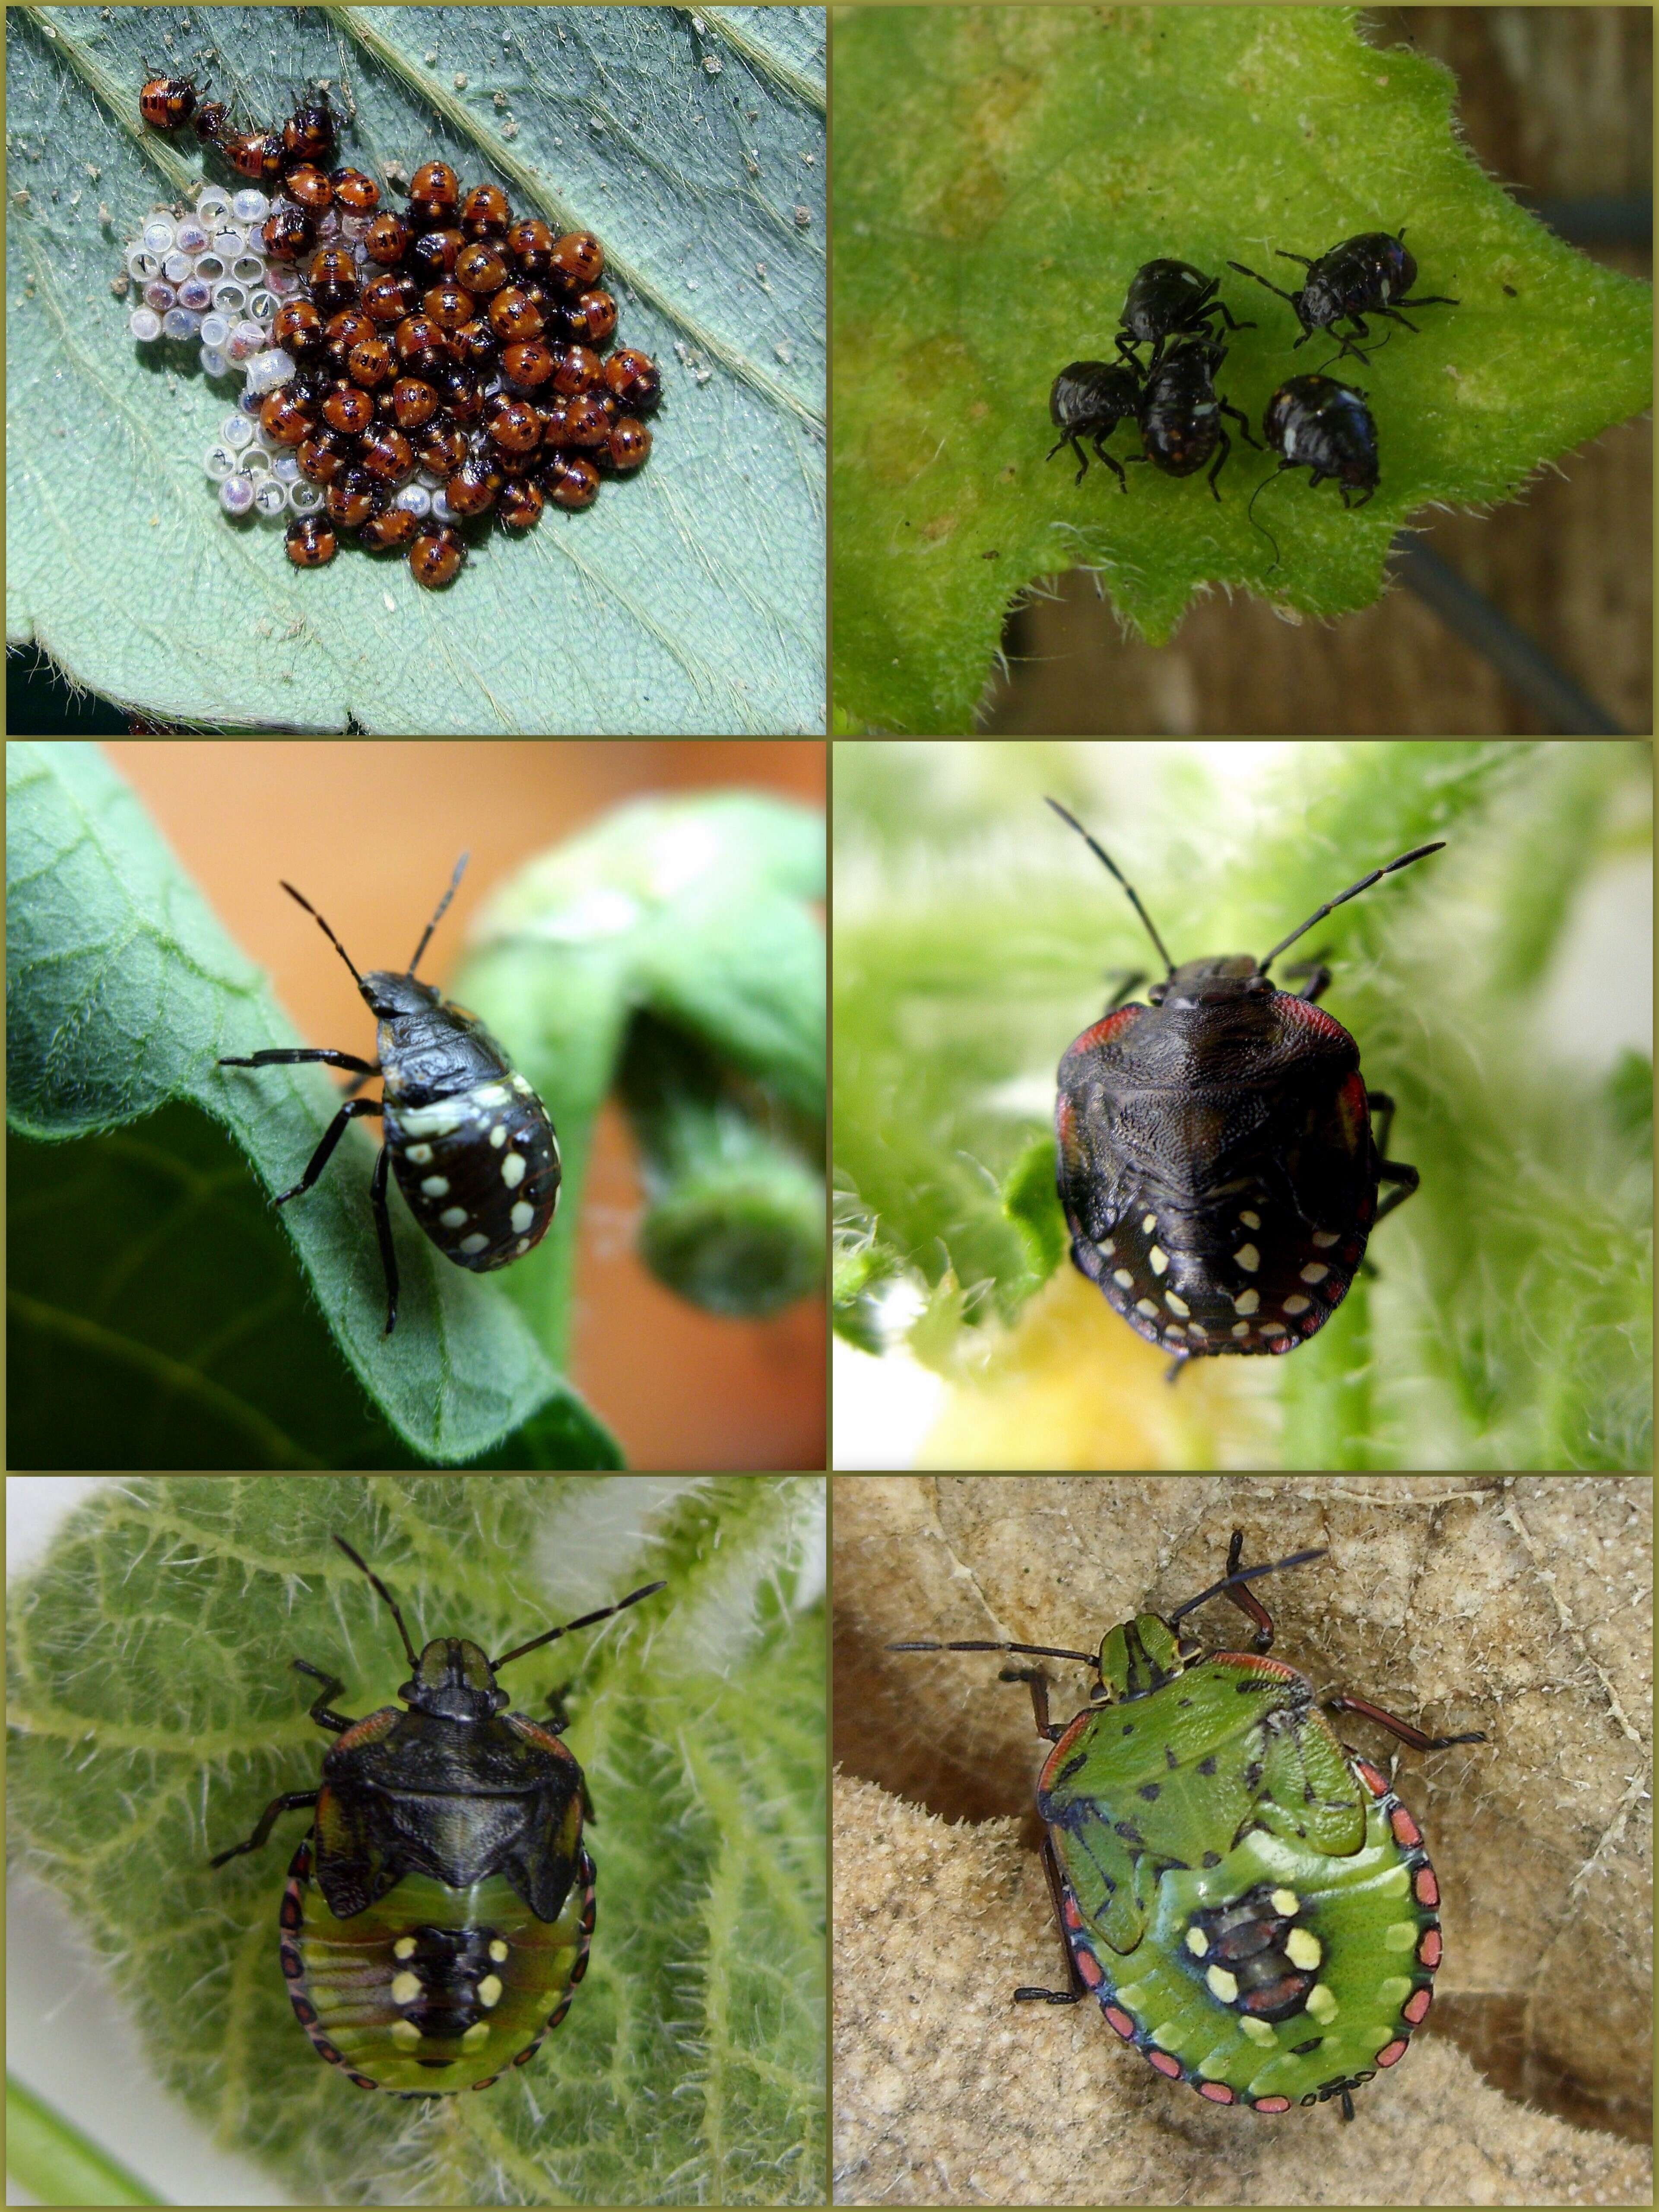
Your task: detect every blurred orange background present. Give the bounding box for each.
[107,739,827,1472]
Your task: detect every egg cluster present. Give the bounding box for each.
[126,82,659,588]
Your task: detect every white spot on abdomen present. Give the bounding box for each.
[501,1152,526,1188]
[440,1206,468,1229]
[399,1100,468,1139]
[420,1176,450,1198]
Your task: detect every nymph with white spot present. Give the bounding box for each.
[220,853,560,1333]
[209,1533,666,2095]
[1047,801,1443,1379]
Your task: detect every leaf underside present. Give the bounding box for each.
[6,4,825,734]
[831,6,1653,731]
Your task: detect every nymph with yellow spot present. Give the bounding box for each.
[891,1531,1484,2121]
[210,1535,665,2096]
[219,851,560,1333]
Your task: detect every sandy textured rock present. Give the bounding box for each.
[832,1475,1652,2201]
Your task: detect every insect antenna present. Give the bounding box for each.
[1259,843,1446,975]
[332,1533,421,1668]
[280,880,366,989]
[492,1579,666,1670]
[1046,798,1177,978]
[1246,470,1282,568]
[408,851,469,978]
[889,1637,1101,1665]
[1165,1547,1328,1627]
[1227,258,1302,309]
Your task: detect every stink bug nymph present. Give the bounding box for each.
[219,853,559,1334]
[891,1530,1485,2122]
[1047,799,1443,1376]
[209,1534,666,2096]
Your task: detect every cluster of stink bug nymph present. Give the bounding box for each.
[129,70,658,586]
[893,1531,1485,2123]
[1046,799,1444,1377]
[209,1534,666,2096]
[1047,232,1457,565]
[219,854,560,1336]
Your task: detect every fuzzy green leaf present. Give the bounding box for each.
[832,7,1653,731]
[6,5,824,735]
[6,1476,827,2206]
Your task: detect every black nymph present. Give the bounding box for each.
[219,853,560,1333]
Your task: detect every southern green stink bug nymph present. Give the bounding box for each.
[892,1532,1485,2121]
[209,1535,665,2097]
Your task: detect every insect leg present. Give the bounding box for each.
[1092,429,1129,490]
[1280,955,1334,1003]
[1332,321,1375,365]
[1372,1161,1420,1223]
[1216,1527,1277,1651]
[1393,291,1459,311]
[1044,426,1090,486]
[1210,299,1255,335]
[292,1656,354,1733]
[1218,396,1261,449]
[1325,1691,1486,1751]
[1227,259,1301,308]
[1204,425,1231,500]
[208,1789,321,1867]
[272,1095,384,1205]
[998,1664,1068,1744]
[1012,1835,1091,2005]
[368,1138,399,1335]
[220,1046,378,1076]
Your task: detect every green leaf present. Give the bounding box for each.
[6,1105,622,1469]
[1000,1132,1067,1283]
[831,8,1653,731]
[6,1476,827,2207]
[6,5,824,735]
[833,738,1652,1471]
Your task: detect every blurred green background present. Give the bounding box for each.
[832,739,1652,1471]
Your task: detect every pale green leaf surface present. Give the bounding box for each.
[6,1477,828,2206]
[6,741,590,1465]
[6,5,825,734]
[832,6,1653,731]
